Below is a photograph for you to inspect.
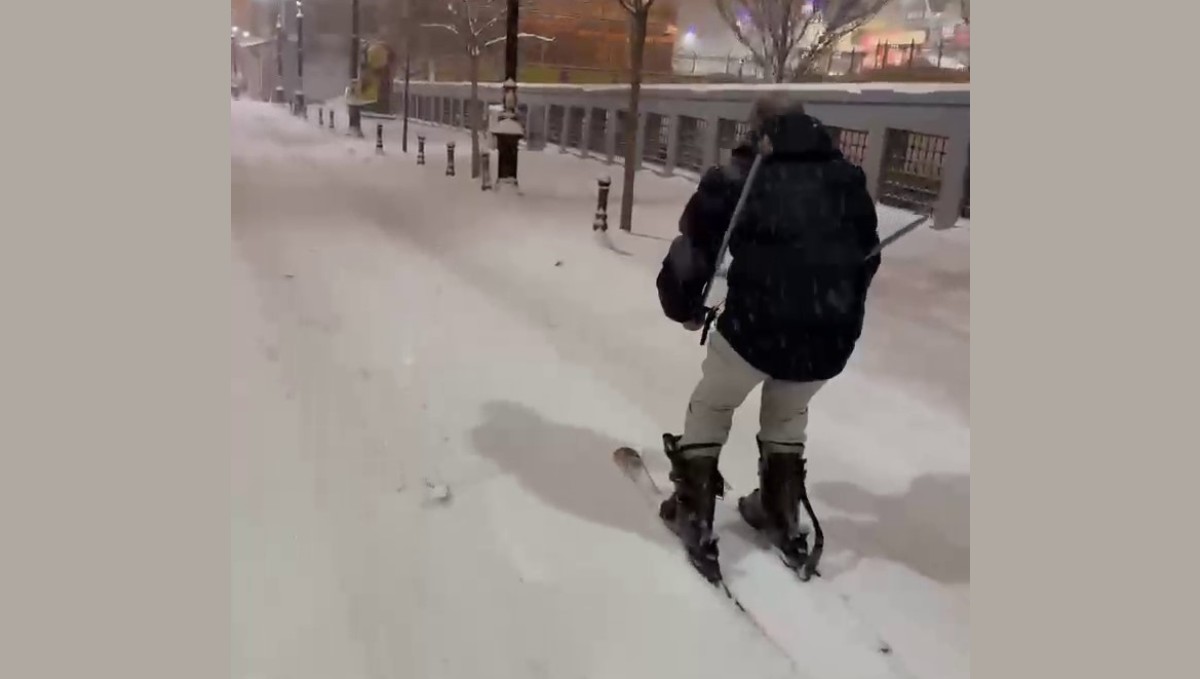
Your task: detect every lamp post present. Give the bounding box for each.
[401,0,412,153]
[493,0,524,190]
[347,0,364,137]
[274,15,285,103]
[294,1,305,114]
[231,27,240,98]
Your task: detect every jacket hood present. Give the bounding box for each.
[734,113,838,160]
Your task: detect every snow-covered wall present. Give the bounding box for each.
[398,80,970,229]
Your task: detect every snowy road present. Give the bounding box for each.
[232,101,970,679]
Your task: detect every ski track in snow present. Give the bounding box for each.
[232,100,970,679]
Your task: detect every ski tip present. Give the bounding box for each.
[612,447,648,479]
[613,447,643,465]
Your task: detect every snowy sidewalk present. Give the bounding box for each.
[234,100,969,679]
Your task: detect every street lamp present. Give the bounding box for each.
[401,0,412,153]
[493,0,524,190]
[274,15,285,104]
[294,1,305,115]
[231,27,240,98]
[682,29,699,73]
[347,0,364,137]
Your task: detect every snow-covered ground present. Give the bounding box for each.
[232,101,969,679]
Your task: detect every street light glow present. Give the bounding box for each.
[683,29,697,48]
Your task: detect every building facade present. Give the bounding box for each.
[521,0,680,75]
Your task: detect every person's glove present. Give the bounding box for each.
[683,307,713,332]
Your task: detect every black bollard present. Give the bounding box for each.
[446,142,456,177]
[480,151,492,191]
[593,176,612,231]
[319,108,324,126]
[376,124,384,154]
[329,110,335,130]
[417,136,426,165]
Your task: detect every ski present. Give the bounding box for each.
[613,446,911,674]
[611,447,797,665]
[612,447,743,601]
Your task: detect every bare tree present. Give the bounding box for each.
[422,0,551,178]
[714,0,892,83]
[615,0,656,233]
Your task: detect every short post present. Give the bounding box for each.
[376,123,384,154]
[593,176,611,232]
[417,135,426,165]
[908,38,917,68]
[319,108,324,126]
[446,142,456,177]
[480,151,492,191]
[937,40,944,69]
[329,110,335,129]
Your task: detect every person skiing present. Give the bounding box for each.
[655,96,882,584]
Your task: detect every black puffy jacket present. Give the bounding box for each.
[656,113,881,382]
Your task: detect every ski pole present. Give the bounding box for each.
[866,211,932,261]
[700,141,771,311]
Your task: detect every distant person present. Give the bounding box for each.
[655,96,881,583]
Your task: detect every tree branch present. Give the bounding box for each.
[714,0,894,81]
[714,0,766,71]
[421,23,460,36]
[476,12,504,36]
[482,32,555,48]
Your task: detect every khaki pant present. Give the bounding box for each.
[680,331,825,459]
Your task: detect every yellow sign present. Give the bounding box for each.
[367,43,389,70]
[360,76,380,105]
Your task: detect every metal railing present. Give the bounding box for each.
[643,113,668,167]
[588,108,608,155]
[676,116,707,173]
[826,125,870,170]
[566,106,585,150]
[547,104,565,145]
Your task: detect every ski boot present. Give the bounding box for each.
[659,433,726,585]
[737,439,824,580]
